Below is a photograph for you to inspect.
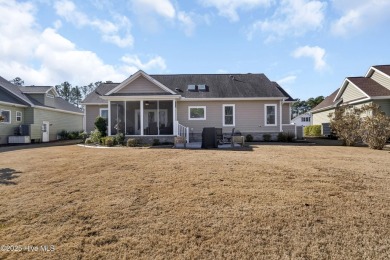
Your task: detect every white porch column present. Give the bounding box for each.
[173,99,177,135]
[140,100,144,135]
[108,101,111,136]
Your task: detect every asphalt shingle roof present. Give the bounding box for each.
[0,76,82,113]
[348,77,390,97]
[311,89,339,112]
[373,65,390,77]
[83,73,294,104]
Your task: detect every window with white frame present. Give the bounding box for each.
[16,111,22,122]
[46,93,54,98]
[100,108,108,120]
[301,117,310,122]
[265,104,277,126]
[188,106,206,120]
[0,110,11,124]
[223,104,235,126]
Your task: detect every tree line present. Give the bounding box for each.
[10,77,101,108]
[291,96,324,118]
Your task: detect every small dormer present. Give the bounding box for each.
[19,86,59,107]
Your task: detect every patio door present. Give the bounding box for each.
[42,121,49,142]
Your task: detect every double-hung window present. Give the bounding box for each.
[0,110,11,124]
[223,104,235,126]
[265,104,277,126]
[16,111,22,122]
[100,108,108,121]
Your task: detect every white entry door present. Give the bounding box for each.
[42,121,49,142]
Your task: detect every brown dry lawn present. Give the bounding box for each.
[0,143,390,259]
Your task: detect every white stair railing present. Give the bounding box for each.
[175,121,189,143]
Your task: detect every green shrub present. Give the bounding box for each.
[263,134,271,142]
[85,138,93,144]
[127,138,139,147]
[105,137,115,147]
[304,125,321,137]
[68,131,80,140]
[90,129,101,144]
[79,131,88,142]
[100,137,107,145]
[115,133,125,145]
[152,139,160,146]
[94,116,107,137]
[58,130,68,140]
[277,132,287,142]
[245,134,253,142]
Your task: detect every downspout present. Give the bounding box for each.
[279,99,283,132]
[108,101,111,136]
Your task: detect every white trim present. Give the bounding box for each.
[101,95,181,101]
[99,108,109,119]
[106,70,176,95]
[83,105,86,131]
[108,101,111,136]
[365,66,390,79]
[34,105,83,116]
[0,101,28,107]
[140,100,144,135]
[222,104,235,127]
[46,93,55,98]
[80,102,109,105]
[188,106,206,120]
[334,79,370,102]
[0,109,11,124]
[181,97,285,101]
[279,101,282,131]
[16,111,22,122]
[264,104,277,126]
[42,121,49,142]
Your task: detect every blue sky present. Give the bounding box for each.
[0,0,389,100]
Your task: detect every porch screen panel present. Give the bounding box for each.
[144,101,158,135]
[111,101,125,135]
[159,101,173,135]
[126,101,140,135]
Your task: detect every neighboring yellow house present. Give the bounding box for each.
[311,65,390,132]
[0,76,84,144]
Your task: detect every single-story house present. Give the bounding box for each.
[82,70,297,142]
[312,65,390,126]
[0,76,84,144]
[291,112,311,126]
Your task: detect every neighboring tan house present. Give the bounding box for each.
[82,70,297,142]
[0,76,84,144]
[312,65,390,127]
[291,112,312,126]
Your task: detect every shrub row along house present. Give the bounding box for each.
[0,76,83,145]
[82,70,296,143]
[312,65,390,129]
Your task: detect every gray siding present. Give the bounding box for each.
[177,100,281,134]
[26,94,45,105]
[33,108,83,141]
[312,109,334,125]
[342,82,366,102]
[85,105,108,133]
[117,76,166,94]
[374,100,390,115]
[0,105,25,144]
[371,70,390,90]
[282,103,290,124]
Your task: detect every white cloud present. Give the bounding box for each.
[54,0,134,48]
[132,0,176,19]
[199,0,272,22]
[131,0,201,36]
[277,75,297,85]
[292,46,326,71]
[0,1,166,86]
[247,0,326,41]
[121,55,167,72]
[331,1,390,36]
